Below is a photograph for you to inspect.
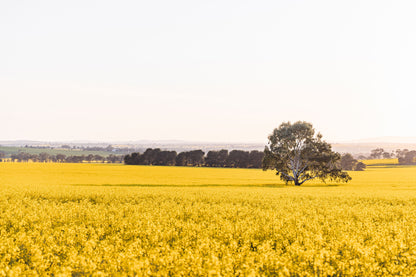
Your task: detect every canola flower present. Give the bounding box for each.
[0,162,416,275]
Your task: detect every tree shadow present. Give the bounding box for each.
[71,183,337,188]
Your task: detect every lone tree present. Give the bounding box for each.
[262,121,351,186]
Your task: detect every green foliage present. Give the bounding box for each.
[263,121,351,185]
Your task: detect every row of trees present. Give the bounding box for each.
[124,148,265,168]
[366,148,416,164]
[368,148,414,160]
[396,149,416,164]
[5,152,123,163]
[22,144,137,155]
[368,148,396,159]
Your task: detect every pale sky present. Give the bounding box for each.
[1,0,416,143]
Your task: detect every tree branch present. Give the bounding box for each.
[280,172,294,181]
[299,176,318,185]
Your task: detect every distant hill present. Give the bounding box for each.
[0,140,266,153]
[2,138,416,157]
[331,143,416,155]
[331,137,416,155]
[338,137,416,144]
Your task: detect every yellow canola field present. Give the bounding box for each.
[2,161,416,190]
[361,158,399,166]
[0,162,280,187]
[1,162,416,276]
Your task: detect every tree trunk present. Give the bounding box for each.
[294,179,301,186]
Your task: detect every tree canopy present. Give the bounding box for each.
[340,153,366,171]
[262,121,351,186]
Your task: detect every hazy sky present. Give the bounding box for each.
[2,0,416,143]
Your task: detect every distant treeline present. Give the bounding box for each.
[124,148,370,171]
[124,148,265,168]
[363,148,416,165]
[1,152,123,163]
[21,144,138,155]
[396,149,416,165]
[59,144,115,151]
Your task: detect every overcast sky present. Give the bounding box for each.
[1,0,416,143]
